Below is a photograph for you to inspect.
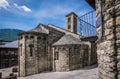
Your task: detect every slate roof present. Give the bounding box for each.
[19,24,49,35]
[0,40,18,48]
[53,34,83,46]
[47,24,82,39]
[66,12,78,17]
[27,24,48,34]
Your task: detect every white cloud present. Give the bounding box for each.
[13,3,31,12]
[0,0,9,9]
[0,0,31,13]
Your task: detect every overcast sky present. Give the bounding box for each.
[0,0,93,31]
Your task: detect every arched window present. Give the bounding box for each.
[20,36,23,40]
[25,35,28,39]
[74,17,77,24]
[68,17,71,23]
[30,36,34,39]
[68,25,71,29]
[20,44,22,56]
[37,36,41,39]
[29,44,34,56]
[55,52,59,60]
[43,37,46,40]
[69,48,72,55]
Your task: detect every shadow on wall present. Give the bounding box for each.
[79,64,98,70]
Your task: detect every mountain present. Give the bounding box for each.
[0,29,24,42]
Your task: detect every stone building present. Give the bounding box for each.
[52,34,89,71]
[0,40,18,68]
[18,12,97,77]
[86,0,120,79]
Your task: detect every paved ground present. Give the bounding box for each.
[0,66,18,78]
[0,65,98,79]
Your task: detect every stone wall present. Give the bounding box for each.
[96,0,120,79]
[37,34,48,72]
[81,41,97,66]
[18,33,48,76]
[69,44,89,70]
[53,46,69,71]
[18,27,65,76]
[46,26,65,70]
[90,42,97,65]
[0,48,18,69]
[53,44,89,71]
[25,34,37,75]
[66,13,78,33]
[19,35,26,77]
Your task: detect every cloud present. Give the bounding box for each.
[0,0,31,13]
[13,3,31,12]
[0,0,9,9]
[0,0,93,31]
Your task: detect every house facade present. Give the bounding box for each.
[0,40,18,69]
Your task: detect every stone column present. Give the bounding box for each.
[19,35,26,76]
[18,37,20,77]
[88,42,92,65]
[52,47,55,71]
[96,0,120,79]
[34,36,39,74]
[67,47,70,71]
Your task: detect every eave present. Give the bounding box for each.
[86,0,95,10]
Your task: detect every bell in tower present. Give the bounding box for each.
[66,12,78,34]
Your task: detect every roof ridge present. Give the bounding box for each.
[48,24,81,36]
[0,40,18,48]
[25,23,49,34]
[53,34,83,46]
[48,24,66,33]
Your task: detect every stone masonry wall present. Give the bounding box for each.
[53,44,89,71]
[69,44,89,70]
[37,34,48,72]
[19,35,26,77]
[18,33,48,76]
[46,27,65,70]
[0,48,18,69]
[53,46,69,71]
[90,42,97,65]
[96,0,120,79]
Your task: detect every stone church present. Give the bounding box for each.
[18,12,97,77]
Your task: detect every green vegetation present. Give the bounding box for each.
[0,29,24,42]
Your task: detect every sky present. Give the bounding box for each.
[0,0,94,31]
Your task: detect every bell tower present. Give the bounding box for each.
[66,12,78,34]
